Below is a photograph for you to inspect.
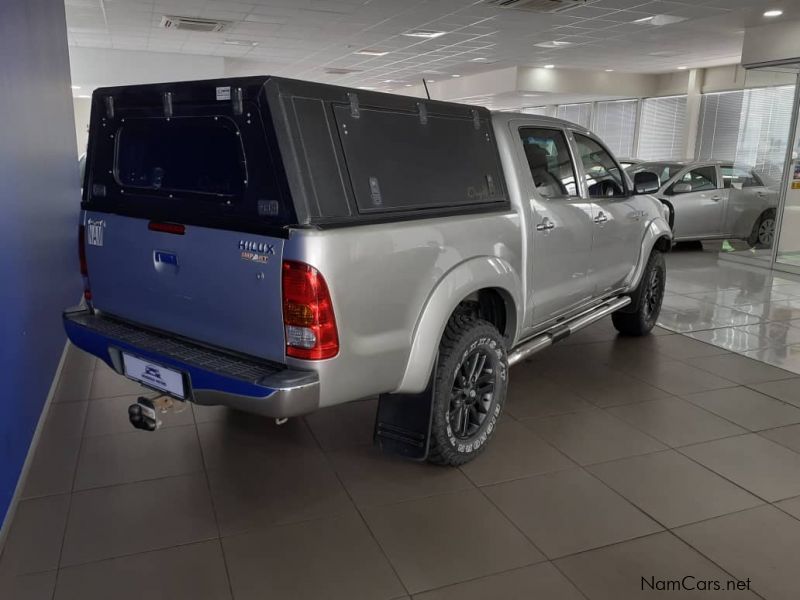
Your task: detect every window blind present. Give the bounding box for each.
[557,103,592,128]
[592,99,638,157]
[695,91,744,161]
[521,106,552,116]
[637,95,688,160]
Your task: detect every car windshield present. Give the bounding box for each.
[626,162,683,187]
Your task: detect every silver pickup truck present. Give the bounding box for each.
[64,76,671,465]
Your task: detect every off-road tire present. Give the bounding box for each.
[612,250,665,336]
[427,316,507,466]
[747,209,776,249]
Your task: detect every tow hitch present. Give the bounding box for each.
[128,395,186,431]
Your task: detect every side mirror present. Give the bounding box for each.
[671,182,693,194]
[633,171,660,194]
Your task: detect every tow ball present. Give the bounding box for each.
[128,395,182,431]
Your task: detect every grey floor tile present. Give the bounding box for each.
[675,505,800,600]
[683,386,800,431]
[62,345,97,373]
[329,445,473,507]
[0,571,56,600]
[742,345,800,376]
[776,496,800,520]
[608,396,746,447]
[413,563,584,600]
[484,468,662,558]
[649,333,731,359]
[625,359,738,396]
[759,423,800,454]
[223,511,404,600]
[680,434,800,502]
[555,531,760,600]
[748,377,800,408]
[74,424,204,490]
[686,327,770,353]
[54,541,231,600]
[0,495,70,576]
[39,401,88,442]
[523,409,666,466]
[207,453,353,537]
[505,371,593,419]
[588,451,762,528]
[22,432,82,499]
[304,397,377,451]
[691,353,796,385]
[53,368,93,404]
[89,367,148,400]
[61,474,217,567]
[84,394,194,436]
[567,370,672,409]
[362,490,543,594]
[191,402,231,423]
[459,418,574,486]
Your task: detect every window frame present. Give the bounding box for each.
[570,130,631,199]
[516,124,581,201]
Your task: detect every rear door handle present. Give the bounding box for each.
[594,211,608,224]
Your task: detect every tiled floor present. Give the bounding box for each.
[3,247,800,599]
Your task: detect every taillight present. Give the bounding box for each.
[78,224,92,302]
[282,260,338,360]
[148,221,185,235]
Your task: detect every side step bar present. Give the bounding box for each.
[507,296,631,366]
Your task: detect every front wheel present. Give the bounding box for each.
[612,250,666,336]
[428,316,507,466]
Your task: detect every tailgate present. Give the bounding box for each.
[85,212,286,362]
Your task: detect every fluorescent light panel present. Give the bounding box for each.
[402,29,447,38]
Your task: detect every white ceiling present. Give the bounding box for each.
[65,0,799,91]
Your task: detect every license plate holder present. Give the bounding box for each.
[122,352,187,399]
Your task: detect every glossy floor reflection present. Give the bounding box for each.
[3,245,800,599]
[662,244,800,375]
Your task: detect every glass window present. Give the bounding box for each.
[673,166,717,193]
[518,128,577,198]
[627,162,683,187]
[637,95,688,160]
[592,99,638,158]
[116,117,246,197]
[574,133,626,198]
[557,103,592,129]
[721,165,762,189]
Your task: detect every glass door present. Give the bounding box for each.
[776,77,800,272]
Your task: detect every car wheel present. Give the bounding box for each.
[427,315,507,466]
[612,250,666,337]
[748,209,776,249]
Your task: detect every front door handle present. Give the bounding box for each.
[536,218,555,231]
[594,211,608,224]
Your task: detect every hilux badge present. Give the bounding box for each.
[238,240,274,264]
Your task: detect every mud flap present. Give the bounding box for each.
[374,364,436,461]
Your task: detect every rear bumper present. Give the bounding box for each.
[63,308,319,418]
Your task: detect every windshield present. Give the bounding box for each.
[626,162,683,187]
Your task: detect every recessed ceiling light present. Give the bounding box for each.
[77,94,91,99]
[451,74,461,78]
[71,85,80,90]
[633,16,654,23]
[522,93,540,97]
[764,9,783,17]
[677,65,688,70]
[543,64,555,69]
[427,79,436,83]
[355,49,389,56]
[534,40,571,48]
[223,39,258,46]
[403,29,447,39]
[404,84,413,87]
[470,57,488,62]
[358,86,377,90]
[634,14,687,26]
[605,69,614,72]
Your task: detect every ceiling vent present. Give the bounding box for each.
[160,15,230,33]
[324,67,362,75]
[484,0,589,13]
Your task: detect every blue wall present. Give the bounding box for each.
[0,0,81,526]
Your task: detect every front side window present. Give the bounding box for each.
[116,116,246,197]
[519,127,577,198]
[673,166,717,193]
[574,134,626,198]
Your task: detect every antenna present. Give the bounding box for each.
[422,78,431,100]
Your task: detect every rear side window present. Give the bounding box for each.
[574,134,626,198]
[721,166,762,189]
[116,117,245,197]
[518,127,577,198]
[674,166,717,192]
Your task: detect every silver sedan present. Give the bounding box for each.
[627,160,778,247]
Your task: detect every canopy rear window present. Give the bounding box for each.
[116,117,245,197]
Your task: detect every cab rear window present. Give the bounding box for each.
[116,117,245,197]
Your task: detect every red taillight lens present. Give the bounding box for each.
[78,224,92,301]
[148,221,185,235]
[282,260,339,360]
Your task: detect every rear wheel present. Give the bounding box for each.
[428,315,507,466]
[748,209,776,249]
[612,250,665,336]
